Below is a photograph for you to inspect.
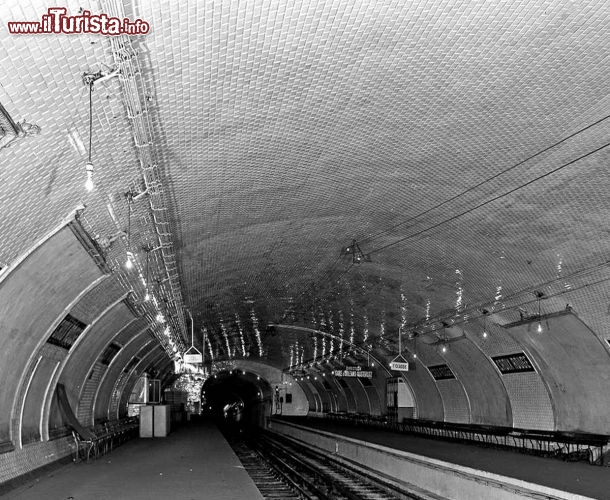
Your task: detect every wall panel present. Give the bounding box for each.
[444,340,512,426]
[94,333,153,422]
[58,302,134,425]
[502,372,554,430]
[0,226,102,445]
[436,379,470,424]
[505,312,610,433]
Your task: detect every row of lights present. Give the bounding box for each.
[412,295,549,358]
[82,73,177,353]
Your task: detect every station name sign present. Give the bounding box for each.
[389,361,410,371]
[332,366,373,379]
[184,353,203,364]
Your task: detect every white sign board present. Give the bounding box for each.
[184,353,203,364]
[389,361,409,371]
[332,367,373,379]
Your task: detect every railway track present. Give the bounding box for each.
[231,440,309,499]
[230,430,422,500]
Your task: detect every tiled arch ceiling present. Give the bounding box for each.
[137,0,610,352]
[2,1,610,365]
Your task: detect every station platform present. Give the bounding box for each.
[3,421,263,500]
[275,416,610,500]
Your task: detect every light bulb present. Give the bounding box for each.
[441,344,448,353]
[412,353,417,359]
[85,162,94,191]
[537,322,543,333]
[125,251,134,270]
[156,313,165,323]
[482,331,488,339]
[85,172,94,191]
[144,291,150,301]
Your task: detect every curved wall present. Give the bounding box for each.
[0,225,102,447]
[94,332,154,422]
[506,312,610,433]
[443,339,512,426]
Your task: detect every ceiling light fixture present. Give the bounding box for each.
[125,192,133,270]
[535,291,545,333]
[440,325,449,354]
[411,331,418,359]
[125,251,134,270]
[84,77,95,191]
[342,239,372,264]
[481,309,489,339]
[144,246,151,301]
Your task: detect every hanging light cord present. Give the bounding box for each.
[146,249,149,286]
[88,81,93,163]
[127,196,132,251]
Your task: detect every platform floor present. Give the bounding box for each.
[277,416,610,500]
[3,421,263,500]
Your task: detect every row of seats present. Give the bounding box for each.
[320,412,609,465]
[71,417,139,463]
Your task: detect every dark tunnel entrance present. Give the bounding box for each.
[202,370,272,437]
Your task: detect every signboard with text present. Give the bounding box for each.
[389,361,410,371]
[184,353,203,364]
[332,365,373,379]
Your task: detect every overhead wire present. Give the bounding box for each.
[358,113,610,246]
[291,116,610,347]
[368,139,610,255]
[406,256,610,332]
[303,113,610,305]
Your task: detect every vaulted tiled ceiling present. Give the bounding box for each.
[2,0,610,364]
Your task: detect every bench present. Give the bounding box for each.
[312,413,609,465]
[56,383,138,462]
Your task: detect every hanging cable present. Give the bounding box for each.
[85,80,95,191]
[125,194,134,269]
[368,139,610,256]
[358,113,610,246]
[144,248,150,301]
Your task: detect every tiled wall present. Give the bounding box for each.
[0,437,72,485]
[77,362,107,426]
[436,379,470,424]
[109,371,130,421]
[69,276,125,324]
[502,372,554,430]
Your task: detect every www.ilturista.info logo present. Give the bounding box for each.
[7,8,150,35]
